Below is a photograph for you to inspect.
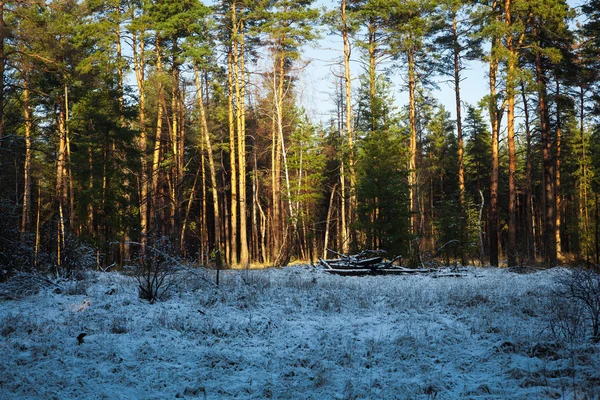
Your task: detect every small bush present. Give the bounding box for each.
[550,268,600,341]
[127,239,180,303]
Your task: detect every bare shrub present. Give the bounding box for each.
[550,268,600,341]
[58,233,96,280]
[0,271,60,300]
[126,240,180,303]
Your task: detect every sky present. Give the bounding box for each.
[298,0,587,127]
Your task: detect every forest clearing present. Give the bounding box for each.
[1,266,599,399]
[2,0,600,397]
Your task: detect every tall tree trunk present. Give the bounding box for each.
[194,66,221,254]
[451,11,467,266]
[0,1,5,143]
[115,4,125,121]
[227,44,238,265]
[408,47,419,254]
[22,72,33,236]
[132,7,148,246]
[35,183,41,267]
[151,38,164,235]
[57,101,68,267]
[171,64,180,241]
[235,14,249,266]
[505,0,517,267]
[555,77,562,260]
[324,184,337,259]
[181,164,201,257]
[521,82,536,262]
[368,17,377,133]
[273,37,287,263]
[536,48,556,266]
[342,0,354,253]
[488,31,501,267]
[64,84,75,232]
[579,85,590,261]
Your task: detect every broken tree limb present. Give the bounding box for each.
[318,258,333,270]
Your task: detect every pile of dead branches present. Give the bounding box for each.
[317,249,465,277]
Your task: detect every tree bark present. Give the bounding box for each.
[194,66,221,254]
[22,72,33,236]
[505,0,517,267]
[234,12,249,266]
[151,38,164,235]
[0,1,5,143]
[451,10,467,266]
[555,77,562,260]
[227,42,238,265]
[536,47,556,266]
[408,48,418,240]
[488,29,501,267]
[521,82,536,262]
[342,0,354,253]
[131,5,148,246]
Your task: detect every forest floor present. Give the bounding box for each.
[0,265,599,399]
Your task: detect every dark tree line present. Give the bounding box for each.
[1,0,600,276]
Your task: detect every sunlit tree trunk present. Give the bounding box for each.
[408,48,419,246]
[21,72,32,236]
[324,184,337,259]
[451,10,467,266]
[131,6,148,246]
[368,17,377,133]
[341,0,354,253]
[151,38,164,234]
[489,34,500,267]
[555,78,562,259]
[234,13,249,266]
[194,66,221,254]
[57,101,68,267]
[505,0,517,267]
[64,84,75,232]
[227,43,238,265]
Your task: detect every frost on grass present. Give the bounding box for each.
[0,267,599,399]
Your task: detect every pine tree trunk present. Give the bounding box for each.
[151,39,164,235]
[171,65,180,242]
[22,73,32,236]
[536,48,556,266]
[273,44,286,263]
[194,66,221,254]
[64,84,75,232]
[488,34,500,267]
[521,82,536,262]
[579,85,590,261]
[408,48,419,252]
[115,5,125,121]
[131,7,148,246]
[342,0,354,253]
[57,100,68,267]
[452,11,466,266]
[368,17,376,133]
[0,1,5,143]
[227,45,238,265]
[324,184,337,259]
[505,0,517,267]
[555,78,562,260]
[235,15,249,266]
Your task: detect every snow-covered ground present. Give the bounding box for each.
[1,266,599,399]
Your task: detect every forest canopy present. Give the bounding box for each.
[1,0,599,274]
